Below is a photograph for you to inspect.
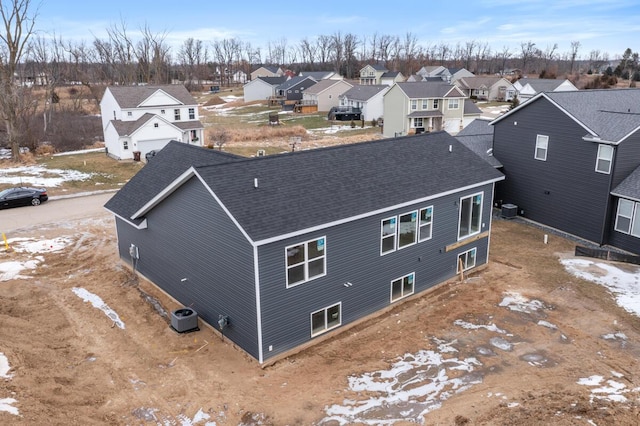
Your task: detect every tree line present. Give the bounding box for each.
[0,0,635,161]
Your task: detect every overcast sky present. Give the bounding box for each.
[35,0,639,60]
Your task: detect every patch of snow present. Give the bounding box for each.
[0,398,19,416]
[72,287,125,329]
[0,352,12,378]
[489,337,512,351]
[0,258,41,281]
[602,332,627,340]
[498,292,546,313]
[8,236,73,254]
[321,341,482,424]
[454,319,507,334]
[537,320,558,329]
[561,258,640,317]
[0,165,94,187]
[577,373,635,404]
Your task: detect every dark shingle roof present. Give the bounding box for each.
[464,100,482,115]
[368,64,388,71]
[340,85,389,101]
[108,132,504,242]
[276,76,316,91]
[612,165,640,201]
[456,118,502,168]
[110,114,203,136]
[520,78,567,92]
[104,143,243,225]
[396,82,465,99]
[381,71,401,78]
[256,76,288,86]
[299,71,335,80]
[106,85,196,108]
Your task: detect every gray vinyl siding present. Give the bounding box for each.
[607,198,640,255]
[256,184,494,360]
[613,132,640,187]
[493,97,611,243]
[114,177,259,358]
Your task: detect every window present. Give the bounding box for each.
[311,302,341,336]
[123,141,129,150]
[615,198,640,237]
[419,206,433,241]
[433,99,439,109]
[127,111,132,117]
[411,100,417,110]
[174,109,181,120]
[398,211,418,248]
[154,123,159,128]
[535,135,549,161]
[458,193,482,239]
[160,109,165,114]
[391,273,415,302]
[457,248,477,272]
[596,144,613,174]
[188,108,195,119]
[381,217,397,254]
[422,99,428,109]
[286,237,326,287]
[413,117,423,128]
[448,99,459,109]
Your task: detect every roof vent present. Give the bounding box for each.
[254,178,259,188]
[449,144,452,153]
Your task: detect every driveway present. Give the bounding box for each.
[0,191,115,234]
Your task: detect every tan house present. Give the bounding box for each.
[454,76,516,101]
[382,82,475,137]
[250,65,284,81]
[301,79,354,112]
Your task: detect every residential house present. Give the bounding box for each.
[448,68,475,82]
[359,64,389,85]
[100,85,204,161]
[417,66,449,79]
[250,65,284,80]
[382,82,471,137]
[490,88,640,255]
[455,76,516,101]
[232,70,248,84]
[242,76,288,102]
[411,67,473,83]
[380,71,405,86]
[298,71,342,80]
[275,76,317,102]
[406,75,447,83]
[455,118,502,168]
[339,84,390,122]
[104,133,504,364]
[302,79,353,112]
[513,78,578,102]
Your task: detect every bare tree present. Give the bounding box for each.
[0,0,38,160]
[497,46,512,76]
[519,41,537,74]
[315,35,332,67]
[539,43,558,75]
[209,127,230,151]
[569,41,581,74]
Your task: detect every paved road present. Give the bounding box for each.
[0,192,116,234]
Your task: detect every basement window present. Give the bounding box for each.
[390,272,415,303]
[457,248,477,272]
[310,302,341,337]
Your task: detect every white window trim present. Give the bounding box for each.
[433,99,439,109]
[448,98,460,110]
[595,144,613,174]
[419,206,434,241]
[413,117,423,128]
[411,100,417,110]
[457,192,483,240]
[615,198,640,238]
[390,272,415,303]
[285,236,327,288]
[457,247,477,272]
[535,135,549,161]
[310,302,341,337]
[380,216,397,255]
[397,210,418,250]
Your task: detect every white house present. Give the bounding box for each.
[242,76,288,102]
[100,85,204,161]
[339,84,390,121]
[513,78,578,102]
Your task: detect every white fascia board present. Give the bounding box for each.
[131,167,197,219]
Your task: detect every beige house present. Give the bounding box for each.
[302,79,354,111]
[454,76,516,101]
[382,82,473,137]
[250,65,284,81]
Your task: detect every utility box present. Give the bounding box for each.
[171,308,199,333]
[501,203,518,219]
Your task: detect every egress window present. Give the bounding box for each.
[286,237,326,287]
[457,248,477,272]
[311,302,341,337]
[391,272,415,302]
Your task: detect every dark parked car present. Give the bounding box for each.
[0,187,48,209]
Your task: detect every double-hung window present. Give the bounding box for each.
[615,199,640,237]
[174,109,181,120]
[286,237,326,287]
[413,117,423,128]
[433,99,439,109]
[419,206,433,241]
[457,248,477,272]
[422,99,428,109]
[535,135,549,161]
[595,144,613,174]
[411,100,417,110]
[311,302,341,336]
[391,273,415,302]
[381,217,397,254]
[458,193,482,239]
[448,99,459,109]
[188,108,195,120]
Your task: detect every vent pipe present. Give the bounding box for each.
[449,144,452,153]
[254,178,259,188]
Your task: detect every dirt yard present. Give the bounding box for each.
[1,207,640,425]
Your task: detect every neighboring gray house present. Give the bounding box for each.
[455,118,502,168]
[104,133,504,364]
[491,88,640,255]
[298,71,342,80]
[243,76,288,102]
[275,76,317,102]
[339,84,390,121]
[382,82,471,137]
